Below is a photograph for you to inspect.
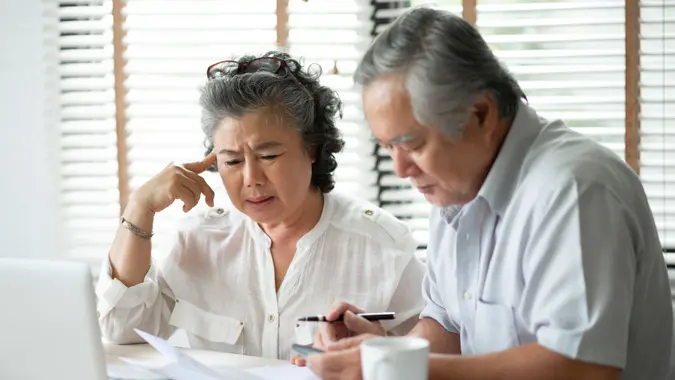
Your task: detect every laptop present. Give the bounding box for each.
[0,258,108,380]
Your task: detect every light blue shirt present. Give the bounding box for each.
[421,101,673,379]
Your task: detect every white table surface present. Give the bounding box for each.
[104,342,287,370]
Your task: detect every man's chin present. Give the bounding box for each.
[422,193,446,207]
[423,192,457,208]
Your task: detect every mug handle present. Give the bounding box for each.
[371,356,391,380]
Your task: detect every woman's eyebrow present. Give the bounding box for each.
[217,148,239,155]
[253,141,283,151]
[217,141,283,155]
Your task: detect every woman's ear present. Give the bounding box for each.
[308,145,318,164]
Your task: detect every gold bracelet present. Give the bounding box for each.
[120,216,153,239]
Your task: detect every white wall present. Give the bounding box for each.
[0,0,63,258]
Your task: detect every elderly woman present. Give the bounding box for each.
[96,51,425,360]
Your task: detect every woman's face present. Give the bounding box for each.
[212,111,315,225]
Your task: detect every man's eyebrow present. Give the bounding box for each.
[373,133,418,146]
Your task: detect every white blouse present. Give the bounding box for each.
[96,192,426,360]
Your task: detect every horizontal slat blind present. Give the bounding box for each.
[639,0,674,261]
[374,1,463,256]
[53,0,672,268]
[122,0,277,254]
[478,1,626,159]
[57,0,120,262]
[287,0,378,202]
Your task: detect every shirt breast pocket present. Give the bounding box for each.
[473,300,520,355]
[294,322,317,346]
[169,298,245,353]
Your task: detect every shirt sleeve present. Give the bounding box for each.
[95,257,162,316]
[385,253,426,335]
[419,208,460,334]
[521,177,637,369]
[96,235,180,344]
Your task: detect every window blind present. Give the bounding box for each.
[56,0,120,264]
[121,0,380,255]
[52,0,673,266]
[287,0,378,202]
[477,0,626,159]
[639,0,674,261]
[121,0,278,254]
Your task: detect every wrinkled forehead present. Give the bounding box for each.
[219,106,296,132]
[362,74,425,141]
[213,110,298,149]
[362,73,408,109]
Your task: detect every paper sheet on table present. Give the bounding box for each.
[245,364,320,380]
[106,362,167,379]
[127,329,319,380]
[127,328,264,380]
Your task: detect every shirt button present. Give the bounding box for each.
[464,233,470,240]
[463,292,473,300]
[268,314,276,323]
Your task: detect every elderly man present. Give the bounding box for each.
[303,7,674,380]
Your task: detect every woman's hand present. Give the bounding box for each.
[109,153,217,287]
[130,153,217,214]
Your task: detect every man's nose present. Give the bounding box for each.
[391,148,421,179]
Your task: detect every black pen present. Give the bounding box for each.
[297,312,396,322]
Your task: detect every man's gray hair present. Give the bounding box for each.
[355,7,525,138]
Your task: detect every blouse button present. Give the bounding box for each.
[268,314,276,323]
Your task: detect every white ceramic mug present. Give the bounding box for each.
[360,337,429,380]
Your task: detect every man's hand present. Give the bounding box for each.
[307,348,362,380]
[316,302,385,350]
[307,334,379,380]
[290,302,385,368]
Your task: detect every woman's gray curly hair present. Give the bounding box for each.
[200,51,345,193]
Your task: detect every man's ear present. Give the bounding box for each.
[472,92,499,131]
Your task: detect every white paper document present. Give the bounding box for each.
[106,363,167,380]
[247,364,320,380]
[110,329,319,380]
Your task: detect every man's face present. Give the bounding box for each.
[362,73,503,207]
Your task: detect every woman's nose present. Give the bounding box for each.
[243,161,265,187]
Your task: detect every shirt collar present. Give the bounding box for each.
[440,205,463,228]
[244,193,333,250]
[477,101,544,217]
